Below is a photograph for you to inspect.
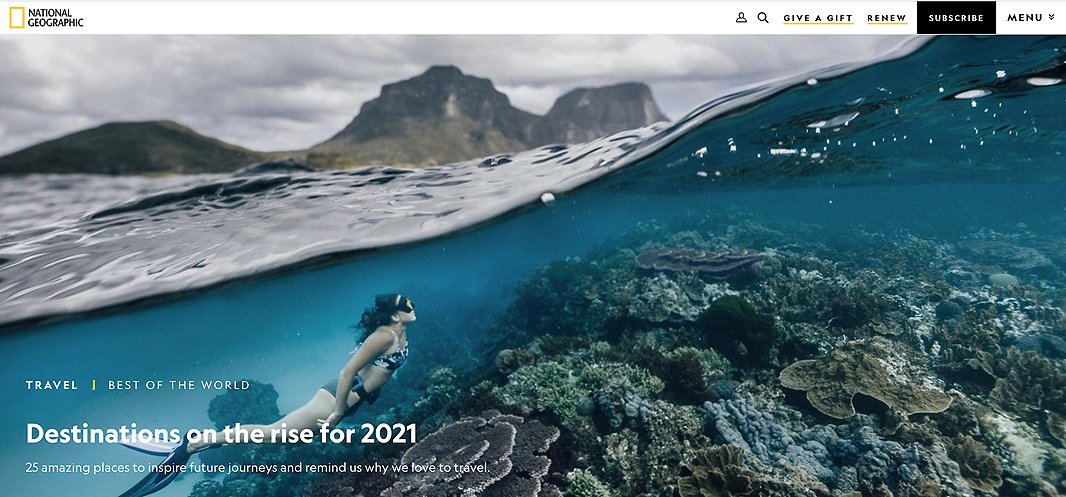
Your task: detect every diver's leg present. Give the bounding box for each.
[188,389,343,451]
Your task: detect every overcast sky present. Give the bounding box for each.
[0,35,910,155]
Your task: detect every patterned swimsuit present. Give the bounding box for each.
[321,330,408,416]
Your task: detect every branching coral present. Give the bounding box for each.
[565,469,614,497]
[493,361,584,424]
[493,359,664,432]
[644,346,731,403]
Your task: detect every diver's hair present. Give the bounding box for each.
[355,294,409,341]
[356,306,395,341]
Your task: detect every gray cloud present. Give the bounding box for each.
[0,35,907,155]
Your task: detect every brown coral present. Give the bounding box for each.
[988,347,1066,418]
[635,248,766,281]
[677,445,761,497]
[778,340,952,419]
[946,435,1003,492]
[1050,411,1066,447]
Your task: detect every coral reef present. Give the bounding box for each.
[696,296,776,363]
[703,389,836,482]
[946,435,1003,492]
[496,348,538,374]
[700,386,974,496]
[565,468,614,497]
[628,400,710,494]
[207,380,282,430]
[779,339,952,419]
[383,410,560,497]
[492,359,664,436]
[987,347,1065,420]
[302,467,403,497]
[635,248,769,282]
[390,366,467,433]
[491,360,586,427]
[625,273,728,323]
[677,445,761,497]
[820,284,891,329]
[957,237,1056,277]
[496,245,739,348]
[642,346,731,403]
[189,477,270,497]
[298,211,1066,497]
[1050,412,1066,447]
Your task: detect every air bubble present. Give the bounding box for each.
[955,89,991,99]
[1027,77,1062,86]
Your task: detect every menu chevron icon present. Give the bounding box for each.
[1049,13,1055,20]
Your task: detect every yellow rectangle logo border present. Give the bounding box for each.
[10,6,26,29]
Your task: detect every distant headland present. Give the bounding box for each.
[0,65,667,175]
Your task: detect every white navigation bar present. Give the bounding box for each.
[1,2,1063,35]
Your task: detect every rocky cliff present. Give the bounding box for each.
[0,66,668,174]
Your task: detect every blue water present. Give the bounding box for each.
[2,36,1065,496]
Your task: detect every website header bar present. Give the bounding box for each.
[2,2,1064,35]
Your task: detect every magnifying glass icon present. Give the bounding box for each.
[758,12,769,23]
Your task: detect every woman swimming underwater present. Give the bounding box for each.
[117,293,416,497]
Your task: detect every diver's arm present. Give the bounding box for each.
[331,330,391,416]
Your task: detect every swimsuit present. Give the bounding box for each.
[320,330,408,417]
[321,375,379,417]
[371,342,409,371]
[367,328,409,372]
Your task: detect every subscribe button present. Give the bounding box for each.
[918,1,996,34]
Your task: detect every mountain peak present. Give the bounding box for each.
[529,82,667,145]
[421,65,465,77]
[325,65,530,147]
[546,82,667,125]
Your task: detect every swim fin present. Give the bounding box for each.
[117,435,200,497]
[120,438,181,456]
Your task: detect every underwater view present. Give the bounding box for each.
[3,35,1066,497]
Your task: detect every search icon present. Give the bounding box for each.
[758,12,769,23]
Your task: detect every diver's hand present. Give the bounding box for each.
[318,411,344,429]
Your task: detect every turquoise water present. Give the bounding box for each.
[2,36,1065,496]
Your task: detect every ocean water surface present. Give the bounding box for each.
[2,36,1065,497]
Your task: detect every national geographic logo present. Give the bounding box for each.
[9,6,25,28]
[9,6,85,28]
